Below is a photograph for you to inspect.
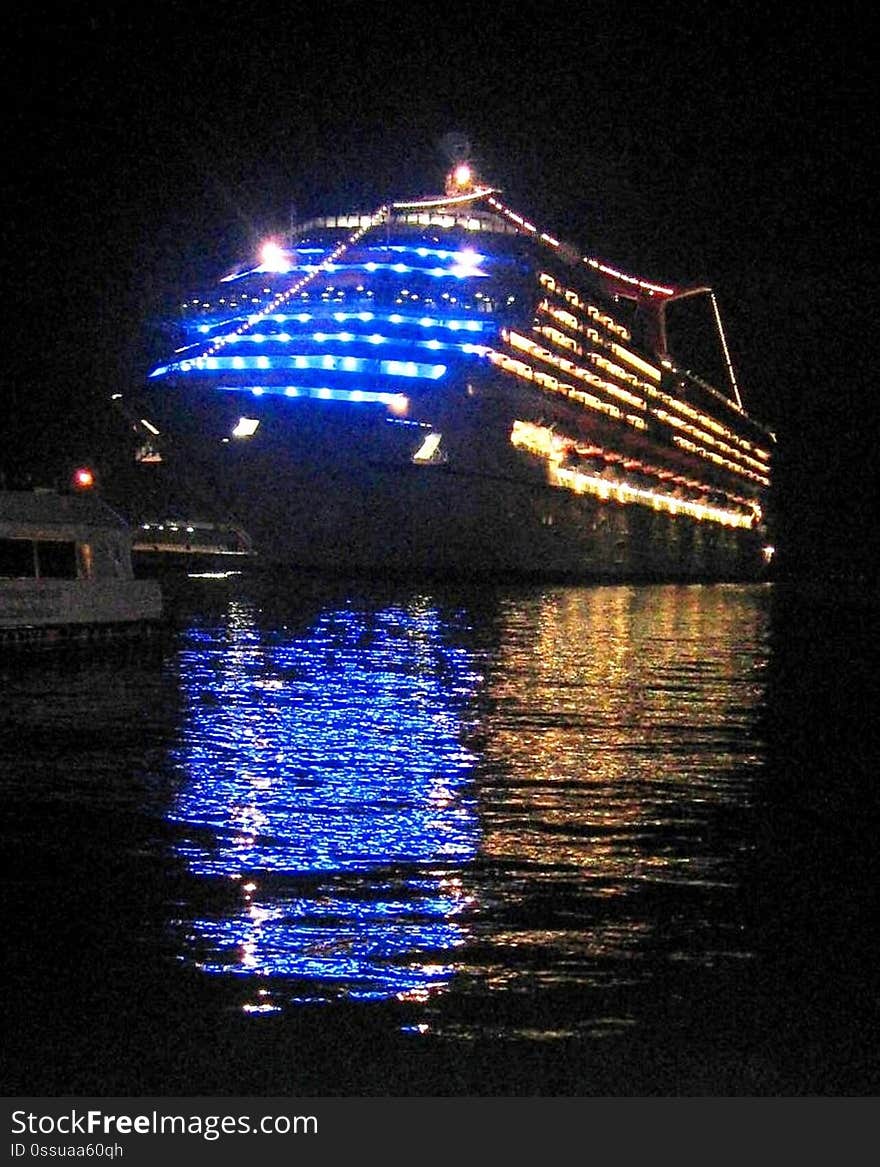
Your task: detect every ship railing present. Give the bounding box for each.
[667,362,773,444]
[291,208,519,239]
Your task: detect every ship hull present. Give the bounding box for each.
[121,416,767,582]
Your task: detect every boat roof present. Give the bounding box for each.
[0,491,129,540]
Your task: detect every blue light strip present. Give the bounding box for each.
[225,243,489,282]
[197,332,483,353]
[216,385,409,405]
[177,314,493,362]
[191,311,488,332]
[386,243,485,262]
[224,258,488,282]
[299,311,488,332]
[151,355,449,379]
[157,328,490,374]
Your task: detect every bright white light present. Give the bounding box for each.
[260,241,290,273]
[453,163,472,187]
[413,432,442,462]
[450,248,484,278]
[232,417,260,438]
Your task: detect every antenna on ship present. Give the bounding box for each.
[655,284,746,411]
[708,290,743,410]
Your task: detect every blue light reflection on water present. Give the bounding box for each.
[168,598,481,1004]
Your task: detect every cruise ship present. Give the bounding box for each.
[116,161,774,579]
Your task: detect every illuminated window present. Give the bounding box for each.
[412,433,444,464]
[231,417,260,439]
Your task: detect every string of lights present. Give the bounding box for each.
[531,282,771,472]
[176,205,392,371]
[510,421,757,529]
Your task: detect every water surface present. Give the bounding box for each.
[2,577,877,1094]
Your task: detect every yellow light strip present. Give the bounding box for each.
[539,274,632,341]
[671,434,769,486]
[510,421,755,529]
[537,300,614,355]
[487,350,647,431]
[534,322,583,356]
[589,352,647,398]
[538,299,581,333]
[587,305,629,340]
[533,295,771,468]
[508,419,759,512]
[505,330,648,413]
[475,194,768,438]
[492,338,769,488]
[653,408,771,480]
[609,342,662,383]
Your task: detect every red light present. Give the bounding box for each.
[73,467,95,489]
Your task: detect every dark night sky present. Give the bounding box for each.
[3,0,874,578]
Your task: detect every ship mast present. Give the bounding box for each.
[709,290,743,409]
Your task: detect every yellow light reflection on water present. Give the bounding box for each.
[476,585,769,884]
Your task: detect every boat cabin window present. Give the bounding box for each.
[0,538,36,578]
[38,540,78,579]
[0,538,78,579]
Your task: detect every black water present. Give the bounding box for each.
[2,577,878,1095]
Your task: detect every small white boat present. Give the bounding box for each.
[1,490,162,646]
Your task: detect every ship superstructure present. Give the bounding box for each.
[122,162,774,579]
